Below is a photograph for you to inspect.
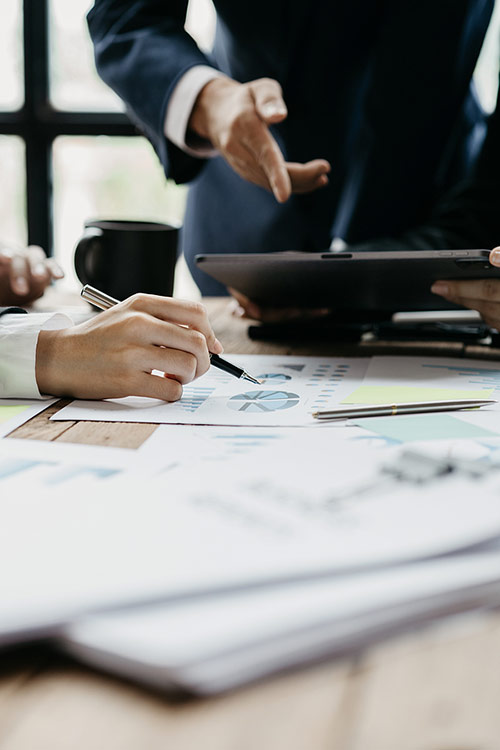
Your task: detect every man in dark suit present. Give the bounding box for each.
[88,1,494,294]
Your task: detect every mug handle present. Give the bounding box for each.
[74,227,103,286]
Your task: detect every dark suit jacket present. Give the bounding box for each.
[88,0,494,293]
[352,80,500,253]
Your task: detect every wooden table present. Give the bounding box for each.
[3,298,500,750]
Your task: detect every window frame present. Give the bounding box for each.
[0,0,136,255]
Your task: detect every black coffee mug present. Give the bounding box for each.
[74,220,179,300]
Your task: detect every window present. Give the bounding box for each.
[0,136,26,248]
[0,0,215,296]
[0,3,23,110]
[53,136,187,289]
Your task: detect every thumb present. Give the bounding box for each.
[249,78,288,124]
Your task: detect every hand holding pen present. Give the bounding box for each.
[81,285,261,386]
[37,287,259,401]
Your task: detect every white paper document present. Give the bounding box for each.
[62,551,500,694]
[134,423,382,475]
[51,355,368,426]
[0,437,138,491]
[341,356,500,444]
[4,452,500,645]
[345,355,500,406]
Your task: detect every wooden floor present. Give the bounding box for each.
[3,297,500,750]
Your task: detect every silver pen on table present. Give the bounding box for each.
[80,285,262,385]
[312,398,496,420]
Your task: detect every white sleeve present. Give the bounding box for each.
[0,312,73,399]
[164,65,226,157]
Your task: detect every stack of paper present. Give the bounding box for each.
[5,352,500,694]
[2,435,500,691]
[61,549,500,694]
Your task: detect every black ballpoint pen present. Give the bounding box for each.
[80,285,262,385]
[208,353,261,384]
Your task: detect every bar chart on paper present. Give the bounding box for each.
[0,439,134,492]
[177,387,216,413]
[51,355,369,426]
[0,456,118,486]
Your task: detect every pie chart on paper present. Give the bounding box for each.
[227,391,300,413]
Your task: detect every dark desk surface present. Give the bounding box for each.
[3,296,500,750]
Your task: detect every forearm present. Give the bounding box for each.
[35,328,72,398]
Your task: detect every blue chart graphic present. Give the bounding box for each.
[179,386,215,412]
[349,434,399,448]
[310,363,352,409]
[214,433,281,454]
[0,458,49,480]
[422,364,500,392]
[46,467,119,485]
[228,391,300,413]
[257,373,292,384]
[0,457,119,486]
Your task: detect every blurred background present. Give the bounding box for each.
[0,0,499,298]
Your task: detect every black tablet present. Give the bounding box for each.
[196,249,500,316]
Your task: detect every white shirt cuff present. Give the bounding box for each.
[164,65,226,157]
[0,312,73,399]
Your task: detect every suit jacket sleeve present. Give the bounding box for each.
[88,0,217,184]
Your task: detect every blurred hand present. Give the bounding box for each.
[36,293,223,400]
[189,76,331,203]
[431,247,500,329]
[228,288,330,323]
[0,244,64,306]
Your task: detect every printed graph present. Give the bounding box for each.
[0,458,50,480]
[46,467,119,485]
[423,364,500,392]
[227,391,300,413]
[257,373,292,384]
[349,434,400,448]
[0,458,120,486]
[212,432,282,455]
[178,386,216,413]
[279,363,305,372]
[310,363,354,410]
